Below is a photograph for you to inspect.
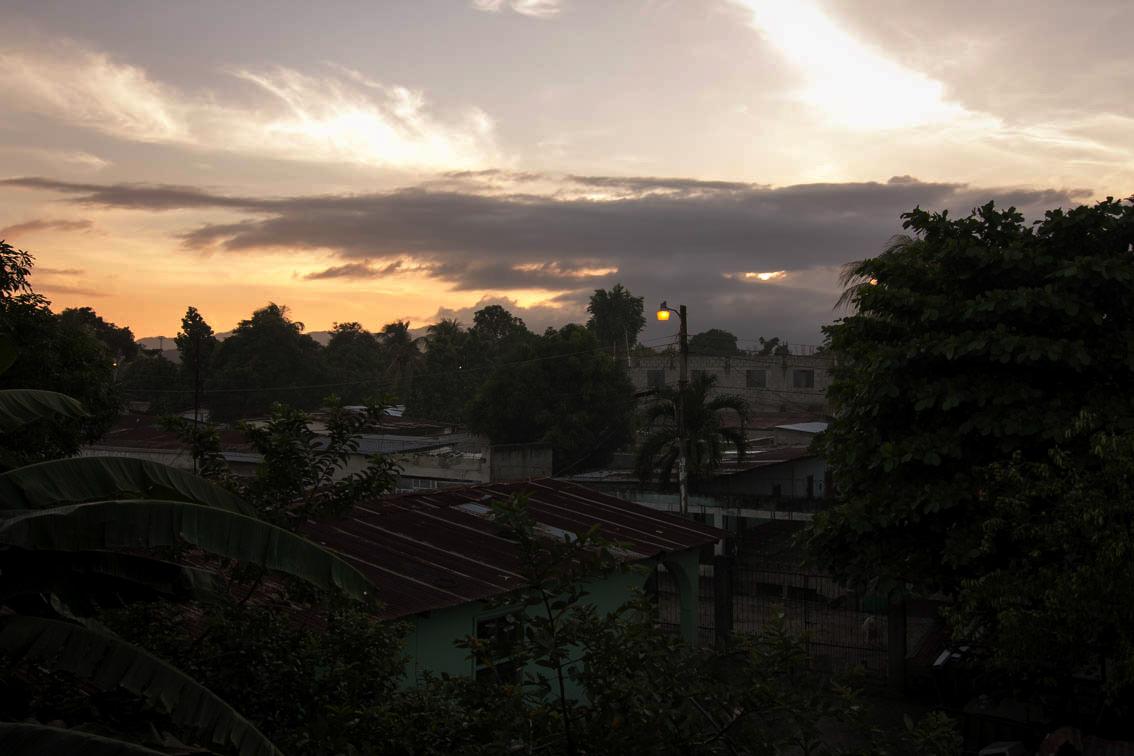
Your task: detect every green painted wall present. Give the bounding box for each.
[400,548,702,691]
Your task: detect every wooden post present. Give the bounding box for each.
[887,592,907,695]
[713,554,733,647]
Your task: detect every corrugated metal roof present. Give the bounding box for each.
[774,422,829,434]
[714,446,815,473]
[303,478,723,620]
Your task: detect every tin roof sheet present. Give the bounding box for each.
[304,478,722,619]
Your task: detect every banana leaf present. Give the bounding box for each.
[0,616,281,756]
[0,550,223,605]
[0,389,87,433]
[0,336,15,374]
[0,500,374,602]
[0,723,167,755]
[0,456,252,515]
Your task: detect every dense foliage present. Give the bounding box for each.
[809,198,1134,728]
[810,198,1134,595]
[0,242,119,465]
[59,306,139,361]
[586,284,646,364]
[688,328,741,356]
[467,324,635,473]
[946,420,1134,716]
[209,304,327,420]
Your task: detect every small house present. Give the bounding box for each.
[303,479,722,685]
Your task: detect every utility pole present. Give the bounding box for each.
[657,301,691,516]
[677,304,689,515]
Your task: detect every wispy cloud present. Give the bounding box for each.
[37,283,107,298]
[0,45,501,171]
[472,0,563,19]
[0,44,187,143]
[36,266,86,276]
[303,260,425,280]
[0,218,93,238]
[0,146,111,172]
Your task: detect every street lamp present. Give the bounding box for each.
[656,301,689,515]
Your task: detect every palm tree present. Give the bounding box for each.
[635,373,748,487]
[0,338,375,754]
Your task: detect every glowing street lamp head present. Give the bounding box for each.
[656,300,671,321]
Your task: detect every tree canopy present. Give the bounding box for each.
[323,322,385,405]
[467,324,634,473]
[209,303,325,419]
[59,306,139,361]
[809,197,1134,596]
[0,242,118,464]
[688,328,740,356]
[586,284,645,363]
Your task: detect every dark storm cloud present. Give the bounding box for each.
[3,173,1091,342]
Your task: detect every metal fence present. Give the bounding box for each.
[657,563,939,683]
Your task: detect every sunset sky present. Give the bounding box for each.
[1,0,1130,345]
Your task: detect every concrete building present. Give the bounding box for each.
[83,415,553,490]
[302,479,722,687]
[628,351,834,413]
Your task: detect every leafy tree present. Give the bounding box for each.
[117,353,181,414]
[944,420,1134,717]
[688,328,740,357]
[59,306,139,362]
[586,284,645,364]
[323,321,385,405]
[174,306,218,420]
[635,372,748,486]
[471,304,528,346]
[379,321,424,402]
[406,319,481,422]
[103,598,406,755]
[809,198,1134,600]
[0,243,118,465]
[467,324,633,473]
[238,400,400,526]
[209,303,325,419]
[756,336,791,356]
[162,397,399,527]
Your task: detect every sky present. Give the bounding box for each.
[1,0,1130,346]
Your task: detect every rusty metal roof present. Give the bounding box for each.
[303,478,723,620]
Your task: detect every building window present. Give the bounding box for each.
[792,369,815,389]
[746,369,766,388]
[646,369,665,389]
[691,369,709,383]
[474,612,522,683]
